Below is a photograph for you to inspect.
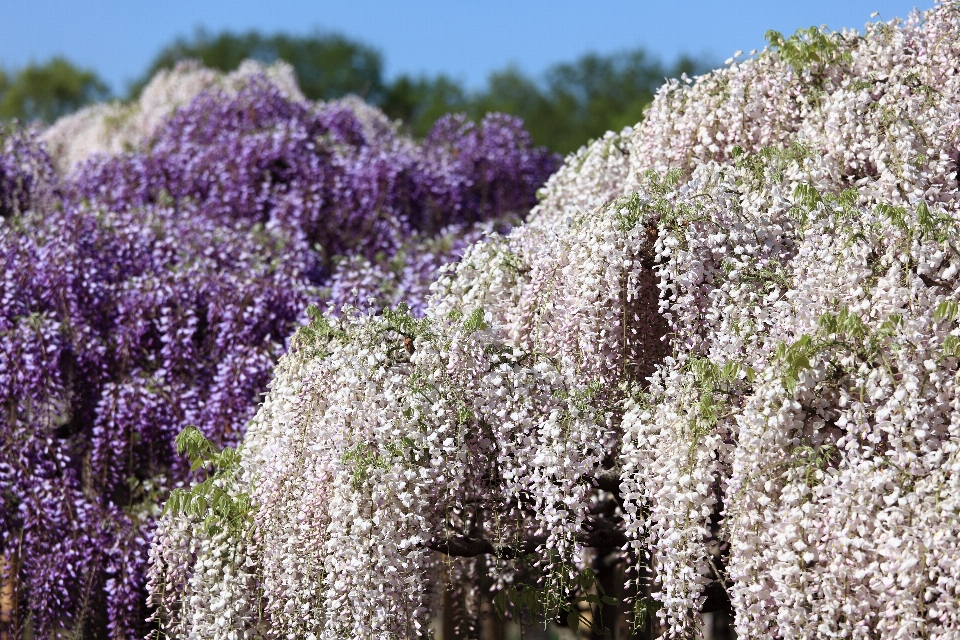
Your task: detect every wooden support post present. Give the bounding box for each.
[1,554,16,640]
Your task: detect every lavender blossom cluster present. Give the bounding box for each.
[0,67,557,639]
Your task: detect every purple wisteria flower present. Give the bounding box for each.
[0,77,558,639]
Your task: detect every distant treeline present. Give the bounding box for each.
[0,30,711,154]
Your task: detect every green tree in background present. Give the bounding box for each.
[101,29,713,154]
[0,57,109,123]
[526,50,703,154]
[132,29,385,102]
[379,74,469,138]
[388,51,706,154]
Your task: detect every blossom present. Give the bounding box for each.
[0,61,555,637]
[152,4,960,638]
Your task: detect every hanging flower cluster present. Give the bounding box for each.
[151,3,960,639]
[0,63,557,639]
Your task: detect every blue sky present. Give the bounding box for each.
[0,1,936,94]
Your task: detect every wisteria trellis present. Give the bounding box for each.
[150,4,960,639]
[0,67,558,638]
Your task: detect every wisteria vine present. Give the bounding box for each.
[151,4,960,639]
[0,64,557,639]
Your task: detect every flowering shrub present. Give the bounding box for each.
[40,60,306,174]
[0,65,557,638]
[150,4,960,639]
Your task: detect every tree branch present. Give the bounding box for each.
[594,467,621,493]
[425,519,733,615]
[424,470,627,558]
[701,580,732,614]
[424,535,547,559]
[424,516,627,559]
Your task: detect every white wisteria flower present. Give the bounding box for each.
[149,4,960,638]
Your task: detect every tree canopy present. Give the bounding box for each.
[469,51,703,155]
[130,30,385,103]
[132,29,710,154]
[0,57,109,123]
[2,31,709,154]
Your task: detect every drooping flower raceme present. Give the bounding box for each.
[0,64,556,639]
[148,137,659,637]
[151,4,960,639]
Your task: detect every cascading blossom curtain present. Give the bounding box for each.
[0,63,557,638]
[151,3,960,638]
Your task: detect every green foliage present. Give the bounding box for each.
[789,182,858,235]
[131,29,384,101]
[615,192,649,232]
[163,427,251,536]
[734,141,810,186]
[914,200,958,243]
[292,304,346,358]
[817,306,869,342]
[383,53,698,153]
[0,57,109,123]
[774,334,817,394]
[942,334,960,359]
[789,182,959,261]
[493,567,618,636]
[342,440,413,490]
[683,357,753,455]
[872,200,959,248]
[629,596,662,635]
[622,169,689,237]
[765,26,852,73]
[382,302,428,338]
[387,49,712,154]
[16,26,710,154]
[936,300,960,324]
[377,303,436,362]
[464,52,709,154]
[726,258,792,292]
[689,357,755,389]
[134,28,710,153]
[776,307,904,393]
[380,74,469,138]
[935,301,960,359]
[876,202,909,232]
[462,307,488,334]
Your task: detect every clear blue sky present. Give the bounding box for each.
[0,1,936,94]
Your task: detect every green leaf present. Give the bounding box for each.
[918,200,933,232]
[567,611,580,633]
[765,30,786,49]
[664,168,682,188]
[936,300,960,323]
[877,203,908,231]
[943,334,960,358]
[775,334,816,393]
[463,307,488,334]
[793,183,823,209]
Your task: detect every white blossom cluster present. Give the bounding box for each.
[40,59,306,173]
[150,3,960,638]
[145,156,650,636]
[533,3,960,229]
